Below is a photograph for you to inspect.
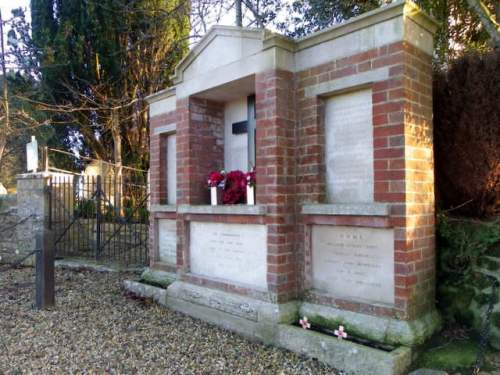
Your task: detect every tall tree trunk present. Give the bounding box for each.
[111,108,123,215]
[0,137,6,169]
[0,10,10,171]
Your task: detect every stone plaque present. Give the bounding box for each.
[158,219,177,264]
[325,89,373,203]
[312,225,394,305]
[190,222,267,289]
[166,134,177,204]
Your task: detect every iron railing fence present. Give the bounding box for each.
[49,174,149,266]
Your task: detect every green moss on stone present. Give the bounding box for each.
[415,340,477,371]
[307,310,441,347]
[140,269,175,289]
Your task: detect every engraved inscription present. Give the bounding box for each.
[325,89,374,203]
[312,225,394,305]
[179,289,258,321]
[189,222,267,289]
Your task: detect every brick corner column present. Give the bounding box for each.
[255,69,298,303]
[372,41,435,320]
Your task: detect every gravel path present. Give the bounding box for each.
[0,268,336,375]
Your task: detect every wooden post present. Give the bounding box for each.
[35,229,55,309]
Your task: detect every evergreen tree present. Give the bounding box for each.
[12,0,189,169]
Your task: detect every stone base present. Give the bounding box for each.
[278,325,412,375]
[123,279,167,305]
[301,302,442,347]
[165,281,298,343]
[140,268,176,288]
[123,280,417,374]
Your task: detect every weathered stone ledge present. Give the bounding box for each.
[278,325,412,375]
[150,204,177,213]
[178,204,266,216]
[300,302,442,347]
[301,203,390,216]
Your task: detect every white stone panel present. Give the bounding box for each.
[176,48,277,99]
[167,133,177,204]
[325,89,374,203]
[312,225,395,305]
[224,97,248,172]
[158,219,177,264]
[189,222,267,289]
[150,95,176,117]
[183,35,262,81]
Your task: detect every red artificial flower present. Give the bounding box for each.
[222,170,247,204]
[207,170,225,188]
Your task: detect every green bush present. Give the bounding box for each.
[437,214,500,283]
[436,213,500,348]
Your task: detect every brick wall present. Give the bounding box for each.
[295,41,435,320]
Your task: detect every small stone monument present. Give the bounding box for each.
[26,136,38,173]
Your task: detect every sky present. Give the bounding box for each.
[0,0,29,21]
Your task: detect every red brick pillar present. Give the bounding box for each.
[175,97,225,272]
[372,42,435,319]
[255,70,298,303]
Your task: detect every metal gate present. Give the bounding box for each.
[49,174,149,266]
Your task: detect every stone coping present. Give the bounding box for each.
[278,325,412,375]
[301,203,390,216]
[145,87,176,104]
[300,302,441,347]
[177,204,266,216]
[16,172,52,179]
[150,204,177,213]
[295,0,437,50]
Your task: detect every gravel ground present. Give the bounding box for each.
[0,267,336,375]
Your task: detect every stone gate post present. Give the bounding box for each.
[16,172,51,264]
